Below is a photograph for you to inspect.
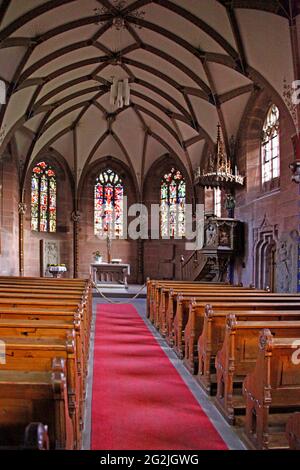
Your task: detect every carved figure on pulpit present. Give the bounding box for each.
[206,223,217,247]
[219,225,230,247]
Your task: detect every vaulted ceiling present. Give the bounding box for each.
[0,0,297,196]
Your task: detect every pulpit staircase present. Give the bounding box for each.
[180,216,244,282]
[181,251,220,282]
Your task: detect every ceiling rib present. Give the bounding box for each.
[0,0,294,192]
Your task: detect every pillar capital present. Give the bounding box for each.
[18,202,27,215]
[71,210,81,223]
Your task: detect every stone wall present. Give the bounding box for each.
[0,153,19,275]
[143,155,194,281]
[0,90,298,291]
[23,155,74,278]
[234,89,298,291]
[77,158,140,283]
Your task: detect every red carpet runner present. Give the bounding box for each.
[91,304,227,450]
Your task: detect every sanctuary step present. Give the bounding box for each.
[93,284,147,299]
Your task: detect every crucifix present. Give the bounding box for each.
[106,228,112,264]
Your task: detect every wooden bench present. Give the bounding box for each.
[197,308,300,394]
[286,413,300,450]
[0,422,50,451]
[243,329,300,449]
[152,282,253,328]
[167,288,267,347]
[215,317,300,425]
[0,283,88,292]
[0,276,92,449]
[0,276,88,284]
[181,298,300,373]
[0,332,82,448]
[159,285,260,338]
[0,302,90,370]
[147,280,225,322]
[0,359,73,449]
[0,299,90,345]
[0,317,86,407]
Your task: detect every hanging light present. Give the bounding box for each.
[110,77,118,106]
[123,78,130,106]
[110,78,130,109]
[0,80,6,105]
[195,124,244,189]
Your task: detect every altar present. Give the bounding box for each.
[91,262,130,289]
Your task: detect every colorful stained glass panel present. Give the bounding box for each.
[94,169,124,238]
[31,162,57,233]
[160,168,186,238]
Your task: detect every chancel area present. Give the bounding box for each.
[0,0,300,452]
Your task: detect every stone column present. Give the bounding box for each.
[18,202,26,277]
[71,210,80,279]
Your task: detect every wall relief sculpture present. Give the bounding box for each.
[276,230,298,293]
[41,240,60,277]
[253,215,278,290]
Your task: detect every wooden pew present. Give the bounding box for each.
[0,276,92,449]
[0,332,82,448]
[147,279,205,317]
[0,278,92,328]
[0,317,86,414]
[286,413,300,450]
[243,330,300,450]
[0,422,50,450]
[0,298,90,383]
[23,422,50,450]
[1,309,88,413]
[147,280,225,322]
[0,358,73,449]
[197,307,300,394]
[0,301,90,369]
[152,282,250,328]
[167,288,267,346]
[0,308,90,402]
[0,299,90,347]
[160,285,260,338]
[0,276,88,284]
[181,298,300,373]
[215,317,300,425]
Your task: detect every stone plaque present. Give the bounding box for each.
[41,240,60,277]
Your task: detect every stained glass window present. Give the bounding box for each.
[160,168,186,238]
[94,169,124,238]
[31,161,56,233]
[262,104,280,185]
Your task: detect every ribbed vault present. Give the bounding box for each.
[0,0,297,201]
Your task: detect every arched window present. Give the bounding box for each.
[31,161,56,233]
[262,104,280,186]
[160,167,186,238]
[94,168,124,238]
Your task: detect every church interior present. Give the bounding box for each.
[0,0,300,453]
